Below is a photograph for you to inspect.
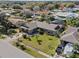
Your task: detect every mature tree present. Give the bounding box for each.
[40,14,46,21]
[33,6,40,11]
[66,3,75,8]
[54,3,60,9]
[8,29,17,34]
[73,44,79,50]
[37,28,44,35]
[47,4,54,10]
[66,18,79,27]
[12,4,23,9]
[0,4,8,9]
[21,9,33,19]
[25,2,47,10]
[26,5,33,10]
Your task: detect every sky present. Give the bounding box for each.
[0,0,79,1]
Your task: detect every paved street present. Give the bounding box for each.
[0,33,33,58]
[0,40,33,58]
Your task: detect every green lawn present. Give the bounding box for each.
[24,47,46,58]
[74,54,79,58]
[12,41,46,58]
[69,54,79,58]
[22,34,60,56]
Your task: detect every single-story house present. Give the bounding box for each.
[17,21,63,35]
[52,9,62,12]
[55,12,79,18]
[60,26,79,44]
[63,7,79,12]
[63,43,74,57]
[54,16,66,20]
[51,19,65,25]
[8,18,25,25]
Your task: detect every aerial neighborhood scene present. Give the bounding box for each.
[0,0,79,58]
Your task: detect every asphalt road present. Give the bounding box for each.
[0,40,33,58]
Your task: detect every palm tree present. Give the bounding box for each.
[28,37,31,41]
[20,45,26,50]
[37,39,42,45]
[22,34,27,39]
[15,42,20,47]
[36,34,42,45]
[37,28,44,35]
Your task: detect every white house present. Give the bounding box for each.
[55,12,79,18]
[63,43,74,57]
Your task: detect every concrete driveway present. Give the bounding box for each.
[0,40,33,58]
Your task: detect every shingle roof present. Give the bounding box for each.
[8,18,25,25]
[36,21,58,31]
[25,21,37,30]
[60,27,79,44]
[55,12,79,18]
[21,21,61,31]
[20,21,61,31]
[8,17,62,31]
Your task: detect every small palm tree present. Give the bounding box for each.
[20,45,26,50]
[28,37,31,41]
[37,40,42,45]
[15,42,20,47]
[23,34,27,39]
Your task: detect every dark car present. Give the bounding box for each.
[56,41,68,55]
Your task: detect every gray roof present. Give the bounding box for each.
[55,12,79,18]
[25,21,37,30]
[8,18,25,26]
[61,26,77,36]
[60,27,79,44]
[8,18,62,31]
[36,21,58,31]
[21,21,61,31]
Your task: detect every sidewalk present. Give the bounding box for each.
[53,53,65,58]
[21,43,53,58]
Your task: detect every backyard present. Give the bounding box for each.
[22,34,60,56]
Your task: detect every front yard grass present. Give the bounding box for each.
[12,41,46,58]
[24,47,46,58]
[22,34,60,56]
[75,54,79,58]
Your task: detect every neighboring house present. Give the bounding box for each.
[63,8,73,12]
[0,12,11,20]
[33,10,49,15]
[63,43,74,57]
[31,14,42,21]
[55,12,79,18]
[8,18,25,25]
[60,26,79,44]
[74,5,79,8]
[51,19,65,25]
[63,7,79,12]
[21,9,33,18]
[52,9,62,12]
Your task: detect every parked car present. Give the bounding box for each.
[56,41,67,55]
